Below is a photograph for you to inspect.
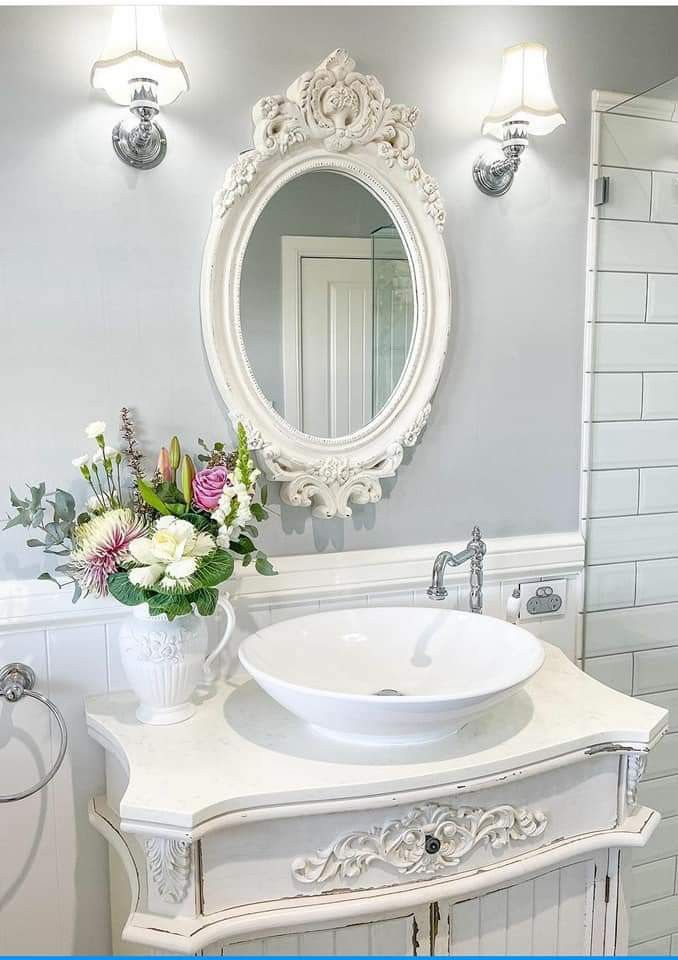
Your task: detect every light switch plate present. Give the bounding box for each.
[519,578,567,620]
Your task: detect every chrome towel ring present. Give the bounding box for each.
[0,662,68,803]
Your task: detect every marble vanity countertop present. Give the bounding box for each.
[86,642,667,830]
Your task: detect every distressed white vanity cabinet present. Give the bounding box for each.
[86,643,666,956]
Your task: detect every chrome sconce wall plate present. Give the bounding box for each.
[91,6,189,170]
[473,42,565,197]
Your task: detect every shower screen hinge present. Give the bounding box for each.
[593,175,610,207]
[604,874,611,903]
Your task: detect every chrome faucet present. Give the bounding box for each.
[427,525,487,614]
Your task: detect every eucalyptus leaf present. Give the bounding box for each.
[9,487,27,509]
[255,556,277,577]
[26,539,45,547]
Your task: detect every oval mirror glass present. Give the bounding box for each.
[240,170,416,439]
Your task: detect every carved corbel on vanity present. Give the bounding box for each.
[86,642,667,956]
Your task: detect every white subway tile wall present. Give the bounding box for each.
[586,109,678,950]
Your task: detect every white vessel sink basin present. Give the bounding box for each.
[239,606,544,745]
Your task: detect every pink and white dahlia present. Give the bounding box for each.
[70,508,146,597]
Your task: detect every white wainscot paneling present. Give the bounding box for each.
[640,467,678,513]
[584,652,633,693]
[640,775,678,818]
[591,420,678,468]
[631,859,676,906]
[653,172,678,224]
[637,558,678,606]
[596,271,647,323]
[587,468,639,517]
[591,372,642,420]
[585,562,636,612]
[600,113,678,172]
[594,322,678,371]
[585,602,678,656]
[598,166,651,220]
[598,221,678,274]
[587,512,678,564]
[648,274,678,323]
[634,647,678,695]
[643,373,678,419]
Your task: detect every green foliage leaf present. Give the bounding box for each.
[137,479,170,515]
[192,549,235,588]
[147,591,193,620]
[255,555,277,577]
[108,571,150,607]
[183,511,216,533]
[251,503,268,522]
[260,485,268,506]
[190,587,218,617]
[156,482,186,505]
[242,553,252,567]
[230,534,255,556]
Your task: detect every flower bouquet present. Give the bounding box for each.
[5,410,275,724]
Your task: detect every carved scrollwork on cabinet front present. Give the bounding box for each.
[144,837,192,904]
[626,752,648,809]
[292,802,548,885]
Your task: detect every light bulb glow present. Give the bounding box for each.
[481,42,565,140]
[91,6,188,107]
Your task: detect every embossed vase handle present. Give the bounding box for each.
[203,595,236,683]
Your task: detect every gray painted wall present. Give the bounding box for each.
[3,5,678,577]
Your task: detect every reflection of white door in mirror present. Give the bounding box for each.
[281,236,373,437]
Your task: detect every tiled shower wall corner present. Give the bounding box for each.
[583,103,678,954]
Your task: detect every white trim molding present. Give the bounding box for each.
[0,531,584,631]
[200,48,451,519]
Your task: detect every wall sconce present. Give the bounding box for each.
[91,6,189,170]
[472,42,565,197]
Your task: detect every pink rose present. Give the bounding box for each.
[192,466,228,512]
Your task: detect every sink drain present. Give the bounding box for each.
[373,688,404,696]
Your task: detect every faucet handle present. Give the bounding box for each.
[470,524,487,555]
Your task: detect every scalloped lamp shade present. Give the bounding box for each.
[91,6,188,107]
[481,42,565,139]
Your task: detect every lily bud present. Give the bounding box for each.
[169,436,181,474]
[157,446,172,483]
[181,454,196,506]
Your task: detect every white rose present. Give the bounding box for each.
[85,421,106,439]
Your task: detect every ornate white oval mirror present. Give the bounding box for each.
[201,50,450,518]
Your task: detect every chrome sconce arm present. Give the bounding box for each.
[112,80,167,170]
[472,121,529,197]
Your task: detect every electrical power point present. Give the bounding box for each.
[519,579,567,620]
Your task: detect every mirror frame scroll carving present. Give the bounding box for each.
[201,49,451,518]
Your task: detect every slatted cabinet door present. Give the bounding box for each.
[448,856,608,956]
[213,909,426,956]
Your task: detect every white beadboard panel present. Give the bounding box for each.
[639,775,678,818]
[635,816,678,864]
[640,467,678,514]
[645,732,678,780]
[629,935,672,956]
[637,558,678,606]
[652,172,678,224]
[596,271,647,323]
[643,373,678,419]
[584,651,633,693]
[648,274,678,323]
[585,602,678,656]
[587,469,639,518]
[629,895,678,946]
[599,166,651,220]
[591,372,642,420]
[594,323,678,372]
[600,113,678,172]
[598,220,678,274]
[584,563,636,612]
[635,647,678,695]
[591,420,678,469]
[642,689,678,732]
[587,513,678,564]
[631,859,676,906]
